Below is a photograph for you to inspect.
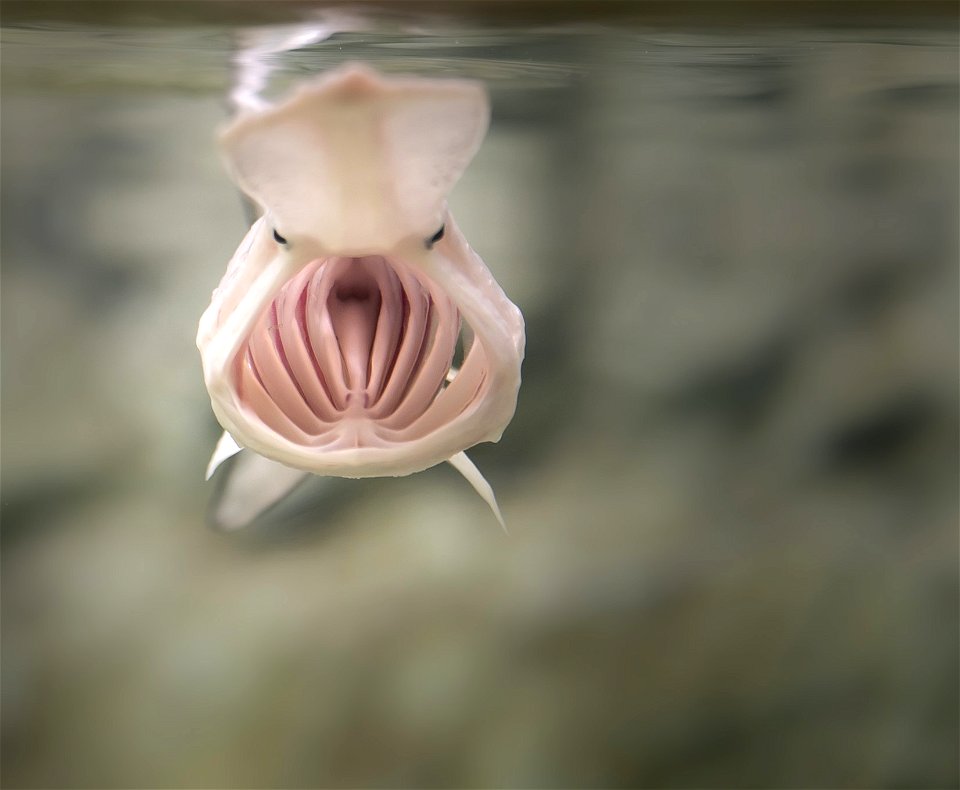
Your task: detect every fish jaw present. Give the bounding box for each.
[198,216,523,479]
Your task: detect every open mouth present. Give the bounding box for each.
[232,255,487,450]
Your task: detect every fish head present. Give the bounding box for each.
[197,64,525,480]
[221,63,487,256]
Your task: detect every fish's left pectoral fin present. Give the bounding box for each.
[447,451,508,533]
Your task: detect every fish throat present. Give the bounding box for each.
[232,255,484,449]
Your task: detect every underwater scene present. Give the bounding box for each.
[2,2,958,787]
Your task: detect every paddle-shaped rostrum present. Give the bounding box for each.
[198,64,525,528]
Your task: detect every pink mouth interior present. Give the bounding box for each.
[232,256,487,449]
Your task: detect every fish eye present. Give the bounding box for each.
[425,224,445,250]
[273,228,288,245]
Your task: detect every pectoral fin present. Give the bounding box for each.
[447,451,507,533]
[211,451,309,531]
[206,431,243,480]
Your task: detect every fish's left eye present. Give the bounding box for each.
[273,228,288,245]
[425,224,445,250]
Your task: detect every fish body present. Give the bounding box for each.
[198,64,525,527]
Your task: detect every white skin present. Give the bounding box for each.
[197,64,525,528]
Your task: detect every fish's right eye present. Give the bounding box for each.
[425,224,446,250]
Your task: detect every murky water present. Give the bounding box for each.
[2,7,957,788]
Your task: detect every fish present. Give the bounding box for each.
[197,63,525,530]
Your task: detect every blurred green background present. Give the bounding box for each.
[2,3,957,788]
